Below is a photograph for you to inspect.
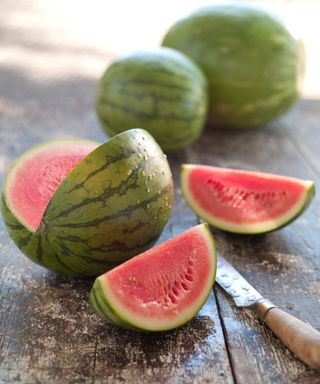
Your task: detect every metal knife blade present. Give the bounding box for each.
[216,254,265,307]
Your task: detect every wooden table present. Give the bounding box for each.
[1,2,320,383]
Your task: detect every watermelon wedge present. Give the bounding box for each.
[181,165,315,234]
[89,224,217,331]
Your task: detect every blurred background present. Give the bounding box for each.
[0,0,319,173]
[1,0,319,97]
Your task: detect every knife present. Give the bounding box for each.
[216,254,320,369]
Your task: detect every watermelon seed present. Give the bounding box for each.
[181,282,189,291]
[187,267,193,274]
[185,274,193,282]
[172,287,179,296]
[168,294,177,304]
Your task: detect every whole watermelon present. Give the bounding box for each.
[162,4,301,128]
[96,48,208,151]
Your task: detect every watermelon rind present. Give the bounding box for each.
[162,4,300,127]
[89,223,217,332]
[96,48,208,151]
[1,129,174,276]
[181,165,315,234]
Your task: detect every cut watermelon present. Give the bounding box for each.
[1,130,174,276]
[89,224,217,331]
[181,165,315,234]
[4,139,97,232]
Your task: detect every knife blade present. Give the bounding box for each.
[216,254,265,308]
[215,254,320,370]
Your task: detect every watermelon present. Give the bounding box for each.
[162,4,301,127]
[181,165,315,234]
[1,129,174,277]
[89,224,216,331]
[96,48,208,151]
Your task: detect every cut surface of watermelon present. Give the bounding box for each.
[90,224,217,331]
[181,165,315,234]
[4,139,98,232]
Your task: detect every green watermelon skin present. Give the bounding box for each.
[96,48,208,151]
[162,4,300,127]
[1,129,174,277]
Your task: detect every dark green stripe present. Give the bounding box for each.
[92,286,120,325]
[54,235,120,266]
[17,233,33,248]
[88,233,159,255]
[53,184,172,229]
[51,165,141,220]
[123,78,194,93]
[104,88,202,104]
[45,235,83,275]
[99,97,203,122]
[36,236,43,263]
[61,148,137,199]
[94,281,132,328]
[89,288,108,320]
[3,218,25,231]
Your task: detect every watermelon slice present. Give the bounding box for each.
[181,165,315,234]
[89,224,217,331]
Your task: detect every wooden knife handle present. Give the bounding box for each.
[255,301,320,369]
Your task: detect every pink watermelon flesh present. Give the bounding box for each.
[5,140,97,231]
[181,165,314,233]
[98,224,216,330]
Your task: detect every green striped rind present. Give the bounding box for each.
[89,224,217,332]
[96,48,208,151]
[162,4,300,127]
[1,129,174,276]
[180,165,315,234]
[89,279,143,331]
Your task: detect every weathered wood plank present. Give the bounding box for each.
[187,120,320,383]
